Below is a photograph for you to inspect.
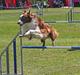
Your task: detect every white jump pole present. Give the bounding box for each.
[21,46,80,50]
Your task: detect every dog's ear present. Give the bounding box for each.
[22,10,27,16]
[27,9,30,14]
[23,10,26,14]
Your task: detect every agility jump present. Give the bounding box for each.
[18,10,80,50]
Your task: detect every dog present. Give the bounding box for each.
[18,10,58,46]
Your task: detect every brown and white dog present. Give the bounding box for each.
[18,10,58,46]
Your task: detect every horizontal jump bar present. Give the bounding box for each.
[22,46,80,49]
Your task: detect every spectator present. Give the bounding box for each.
[2,0,6,9]
[43,1,47,8]
[53,0,64,7]
[48,0,53,7]
[0,0,3,9]
[74,0,79,7]
[36,1,43,9]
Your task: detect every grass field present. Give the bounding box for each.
[0,8,80,75]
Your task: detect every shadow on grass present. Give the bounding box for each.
[68,49,80,51]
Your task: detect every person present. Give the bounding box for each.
[36,1,43,16]
[43,1,47,8]
[48,0,53,7]
[0,0,3,9]
[53,0,64,7]
[22,0,25,6]
[36,1,43,10]
[25,0,32,8]
[74,0,79,7]
[2,0,6,9]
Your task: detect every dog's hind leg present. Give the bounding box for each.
[41,39,46,50]
[52,40,55,46]
[41,39,45,46]
[49,35,55,46]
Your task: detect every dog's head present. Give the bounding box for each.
[17,10,32,26]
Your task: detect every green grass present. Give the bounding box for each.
[42,8,70,21]
[0,8,80,75]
